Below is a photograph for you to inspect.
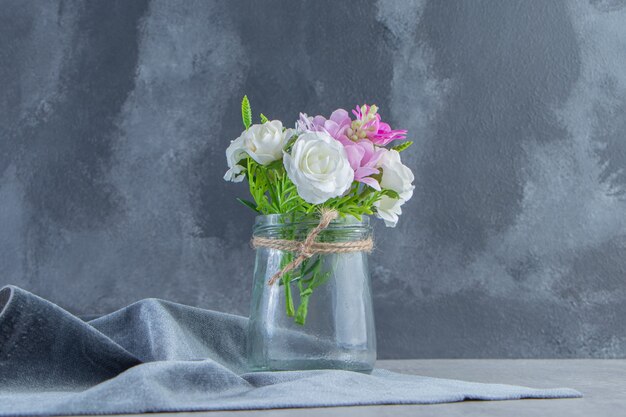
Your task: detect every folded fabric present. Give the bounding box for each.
[0,286,581,416]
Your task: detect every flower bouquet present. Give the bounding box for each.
[226,96,414,224]
[225,96,414,371]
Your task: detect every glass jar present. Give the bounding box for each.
[247,214,376,373]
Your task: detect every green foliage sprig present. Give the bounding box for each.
[241,95,252,130]
[391,140,413,152]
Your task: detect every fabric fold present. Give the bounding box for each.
[0,286,141,391]
[0,286,581,416]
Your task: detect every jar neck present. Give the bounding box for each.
[253,214,372,242]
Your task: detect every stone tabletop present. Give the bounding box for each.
[77,359,624,417]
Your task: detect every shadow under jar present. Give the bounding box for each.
[247,214,376,373]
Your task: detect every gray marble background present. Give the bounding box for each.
[1,0,625,358]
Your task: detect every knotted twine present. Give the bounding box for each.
[251,209,374,285]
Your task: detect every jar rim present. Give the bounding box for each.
[254,213,370,227]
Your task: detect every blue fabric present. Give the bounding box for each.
[0,286,581,415]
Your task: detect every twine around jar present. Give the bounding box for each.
[251,208,374,286]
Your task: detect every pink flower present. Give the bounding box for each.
[343,139,385,190]
[297,109,351,142]
[348,104,407,146]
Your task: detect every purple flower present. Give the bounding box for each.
[297,109,351,142]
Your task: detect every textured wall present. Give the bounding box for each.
[1,0,625,358]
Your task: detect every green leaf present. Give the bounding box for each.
[236,198,259,213]
[266,159,283,171]
[391,140,413,153]
[381,189,400,199]
[298,256,322,281]
[283,134,299,153]
[241,95,252,130]
[260,113,269,124]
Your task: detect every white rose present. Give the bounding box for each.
[224,120,293,182]
[379,149,414,201]
[224,136,248,182]
[375,195,405,227]
[374,149,414,227]
[283,131,354,204]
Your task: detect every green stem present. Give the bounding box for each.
[293,253,329,326]
[295,289,313,325]
[281,211,296,317]
[283,269,295,317]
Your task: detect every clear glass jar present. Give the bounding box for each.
[247,214,376,373]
